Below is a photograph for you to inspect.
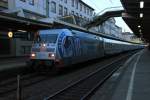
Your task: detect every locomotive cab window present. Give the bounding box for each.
[34,30,58,43]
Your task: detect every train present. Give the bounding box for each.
[27,28,144,70]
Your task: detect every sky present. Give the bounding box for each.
[82,0,133,33]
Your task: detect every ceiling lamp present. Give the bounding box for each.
[140,1,144,9]
[138,25,141,28]
[140,13,143,18]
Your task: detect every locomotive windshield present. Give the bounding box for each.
[34,31,58,43]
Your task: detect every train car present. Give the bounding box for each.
[27,28,144,70]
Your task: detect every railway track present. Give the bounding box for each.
[0,51,138,100]
[0,72,48,96]
[43,53,132,100]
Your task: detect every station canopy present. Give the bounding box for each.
[0,12,52,32]
[121,0,150,42]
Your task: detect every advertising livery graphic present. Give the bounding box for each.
[58,32,73,58]
[58,32,81,58]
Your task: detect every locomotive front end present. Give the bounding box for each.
[29,30,58,67]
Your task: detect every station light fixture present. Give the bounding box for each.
[8,31,13,38]
[140,13,143,18]
[17,30,27,33]
[140,1,144,9]
[138,25,141,28]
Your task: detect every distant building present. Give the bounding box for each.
[90,18,123,39]
[122,32,132,41]
[100,18,122,37]
[122,32,142,42]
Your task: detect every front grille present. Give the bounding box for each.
[47,48,55,52]
[32,48,55,52]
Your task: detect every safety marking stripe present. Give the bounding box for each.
[126,50,143,100]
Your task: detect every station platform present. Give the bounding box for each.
[0,57,28,72]
[91,49,150,100]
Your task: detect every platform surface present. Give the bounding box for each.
[91,49,150,100]
[0,57,27,72]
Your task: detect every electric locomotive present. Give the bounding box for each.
[28,29,144,70]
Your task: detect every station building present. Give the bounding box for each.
[0,0,8,11]
[7,0,47,19]
[0,0,133,57]
[47,0,94,21]
[0,0,95,57]
[6,0,94,22]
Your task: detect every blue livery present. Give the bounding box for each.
[28,29,144,70]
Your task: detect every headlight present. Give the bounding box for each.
[43,43,46,47]
[31,53,36,57]
[51,53,55,57]
[49,53,55,57]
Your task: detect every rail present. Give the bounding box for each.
[43,52,133,100]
